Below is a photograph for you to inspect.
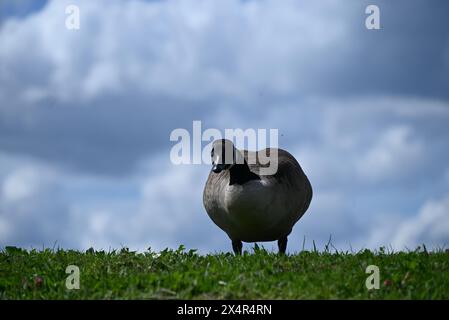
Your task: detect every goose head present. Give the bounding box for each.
[210,139,245,173]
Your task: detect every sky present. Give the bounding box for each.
[1,0,449,253]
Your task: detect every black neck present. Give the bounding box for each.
[229,161,260,185]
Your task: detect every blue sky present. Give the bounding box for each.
[1,0,449,253]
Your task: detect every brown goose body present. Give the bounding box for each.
[203,141,312,253]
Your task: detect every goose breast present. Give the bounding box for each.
[203,148,312,243]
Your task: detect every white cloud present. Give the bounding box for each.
[363,193,449,251]
[356,125,424,182]
[68,158,227,252]
[0,156,72,247]
[2,167,39,201]
[391,195,449,249]
[1,0,449,252]
[0,0,352,103]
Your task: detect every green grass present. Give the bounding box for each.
[1,245,448,299]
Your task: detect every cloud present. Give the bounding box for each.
[392,195,449,249]
[73,156,229,252]
[1,0,344,103]
[365,194,449,250]
[0,0,48,23]
[0,156,72,247]
[0,152,226,252]
[1,0,449,252]
[1,0,449,175]
[355,125,424,182]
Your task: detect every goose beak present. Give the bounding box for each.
[212,163,225,173]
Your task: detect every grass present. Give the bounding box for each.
[0,245,448,299]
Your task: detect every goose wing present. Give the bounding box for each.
[243,148,313,220]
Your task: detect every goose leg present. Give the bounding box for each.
[278,236,288,254]
[232,240,242,255]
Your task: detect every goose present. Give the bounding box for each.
[203,139,312,255]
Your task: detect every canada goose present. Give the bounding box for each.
[203,139,312,255]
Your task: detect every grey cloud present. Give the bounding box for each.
[0,0,48,24]
[0,163,74,248]
[0,95,211,175]
[1,0,448,175]
[1,0,449,252]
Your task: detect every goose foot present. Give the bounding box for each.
[232,240,242,255]
[278,236,288,254]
